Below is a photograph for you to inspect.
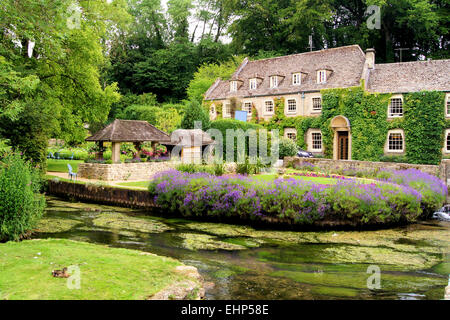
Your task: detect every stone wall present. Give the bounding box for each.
[283,157,441,176]
[77,162,175,181]
[47,180,156,209]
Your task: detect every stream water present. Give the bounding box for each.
[34,196,450,300]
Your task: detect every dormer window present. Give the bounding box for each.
[249,78,257,90]
[317,70,327,84]
[230,81,238,92]
[292,73,301,85]
[270,76,278,88]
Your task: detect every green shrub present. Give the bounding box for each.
[0,153,46,241]
[176,163,215,175]
[213,163,225,176]
[236,157,266,175]
[181,100,211,130]
[277,137,298,159]
[379,155,408,163]
[210,119,271,161]
[48,147,90,160]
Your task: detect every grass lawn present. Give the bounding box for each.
[0,239,195,300]
[116,181,151,188]
[47,159,83,173]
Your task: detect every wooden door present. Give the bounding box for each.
[338,131,349,160]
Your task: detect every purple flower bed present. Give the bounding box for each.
[148,169,447,226]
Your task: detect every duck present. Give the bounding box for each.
[52,267,70,278]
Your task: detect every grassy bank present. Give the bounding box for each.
[0,239,198,300]
[47,160,83,173]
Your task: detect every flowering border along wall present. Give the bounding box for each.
[258,86,446,165]
[149,169,447,227]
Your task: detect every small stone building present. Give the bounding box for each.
[162,129,215,164]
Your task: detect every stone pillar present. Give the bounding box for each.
[112,142,121,164]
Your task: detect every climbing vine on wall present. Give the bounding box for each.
[403,91,445,164]
[262,86,446,164]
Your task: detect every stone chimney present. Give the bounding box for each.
[365,48,375,69]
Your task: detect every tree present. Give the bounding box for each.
[187,56,244,103]
[0,0,128,163]
[181,100,211,130]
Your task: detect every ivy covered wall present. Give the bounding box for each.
[262,86,446,165]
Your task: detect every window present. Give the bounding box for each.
[447,132,450,152]
[224,104,231,117]
[265,100,274,114]
[210,105,215,114]
[287,99,297,113]
[388,132,404,152]
[292,73,301,85]
[243,102,252,114]
[317,70,326,84]
[270,76,278,88]
[286,132,297,141]
[311,132,322,150]
[312,97,322,112]
[446,94,450,116]
[249,78,257,90]
[389,98,403,117]
[230,81,237,92]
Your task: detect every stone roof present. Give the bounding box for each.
[366,60,450,93]
[86,119,171,142]
[204,45,366,100]
[162,129,215,147]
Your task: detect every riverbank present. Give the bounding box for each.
[30,197,450,300]
[0,238,204,300]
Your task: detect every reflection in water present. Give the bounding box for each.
[33,196,450,300]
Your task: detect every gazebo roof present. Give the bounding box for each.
[162,129,215,147]
[86,119,171,143]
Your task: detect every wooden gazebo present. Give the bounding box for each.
[86,119,171,163]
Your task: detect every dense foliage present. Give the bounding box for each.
[148,168,446,226]
[264,87,446,165]
[0,153,46,241]
[209,119,271,161]
[181,100,211,130]
[277,137,298,159]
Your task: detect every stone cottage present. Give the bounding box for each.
[204,45,450,161]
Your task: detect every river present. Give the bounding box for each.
[33,196,450,300]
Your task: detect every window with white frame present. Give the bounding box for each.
[249,78,257,90]
[210,105,215,114]
[285,128,297,141]
[388,97,403,117]
[317,70,327,84]
[265,100,274,114]
[292,73,301,85]
[230,81,237,92]
[312,97,322,111]
[224,103,231,117]
[387,131,404,152]
[243,102,252,114]
[270,76,278,88]
[446,94,450,116]
[287,99,297,113]
[446,131,450,152]
[286,132,297,141]
[311,132,322,150]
